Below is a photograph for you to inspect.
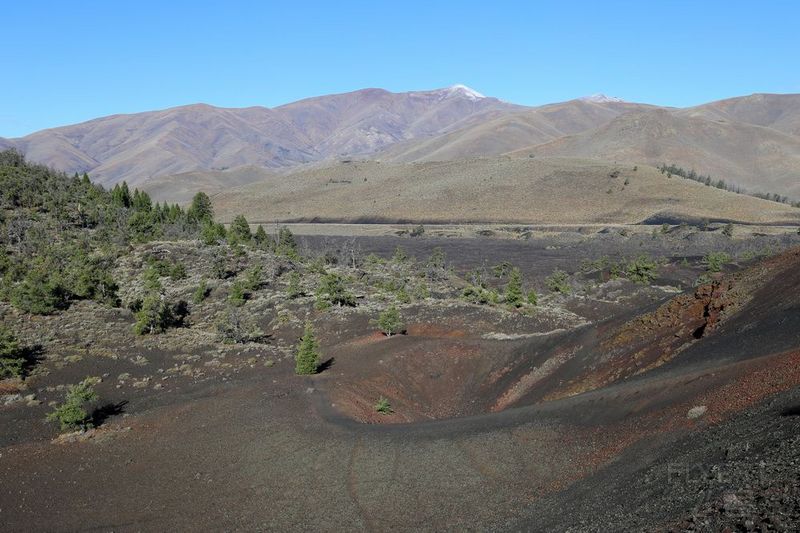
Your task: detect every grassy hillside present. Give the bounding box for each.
[213,157,800,225]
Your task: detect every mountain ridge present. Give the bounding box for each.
[3,89,800,200]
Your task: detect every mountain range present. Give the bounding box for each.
[2,87,800,200]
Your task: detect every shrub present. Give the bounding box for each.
[703,252,731,273]
[216,307,264,344]
[228,281,247,306]
[133,294,175,335]
[286,271,303,298]
[377,305,405,337]
[192,279,209,304]
[11,269,63,314]
[228,215,252,244]
[425,247,447,280]
[722,223,734,238]
[504,267,523,307]
[46,377,99,431]
[201,221,227,245]
[315,272,355,308]
[375,397,393,414]
[243,264,263,291]
[625,255,659,284]
[545,269,571,294]
[462,284,494,305]
[295,322,320,375]
[492,261,512,278]
[392,246,408,263]
[527,290,538,306]
[0,326,24,379]
[147,257,187,280]
[410,224,425,237]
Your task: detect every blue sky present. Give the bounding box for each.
[2,0,799,137]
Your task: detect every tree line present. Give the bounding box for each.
[657,163,800,208]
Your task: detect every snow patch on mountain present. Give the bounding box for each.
[446,84,486,100]
[580,94,625,103]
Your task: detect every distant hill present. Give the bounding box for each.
[378,100,656,162]
[514,107,800,198]
[3,86,522,187]
[211,157,800,225]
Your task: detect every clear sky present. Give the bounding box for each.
[2,0,799,137]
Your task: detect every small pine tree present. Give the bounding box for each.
[505,267,523,307]
[277,226,298,258]
[11,269,62,315]
[133,295,173,335]
[46,377,99,431]
[0,326,24,379]
[188,192,214,223]
[295,322,320,375]
[377,305,405,336]
[286,271,302,298]
[527,290,538,306]
[228,215,252,244]
[201,221,227,245]
[243,265,263,291]
[315,272,355,308]
[229,281,247,306]
[545,269,571,294]
[192,279,209,304]
[253,225,269,248]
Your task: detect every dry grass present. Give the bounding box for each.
[213,157,800,225]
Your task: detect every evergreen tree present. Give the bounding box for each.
[527,290,539,306]
[315,272,355,308]
[228,215,252,244]
[505,267,524,307]
[133,294,173,335]
[295,322,320,375]
[228,281,247,306]
[188,192,214,223]
[253,225,269,248]
[286,271,302,298]
[192,279,209,304]
[201,221,227,245]
[46,377,99,431]
[0,326,24,379]
[377,305,404,336]
[11,269,63,314]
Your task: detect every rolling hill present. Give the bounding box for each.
[211,157,800,225]
[513,108,800,197]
